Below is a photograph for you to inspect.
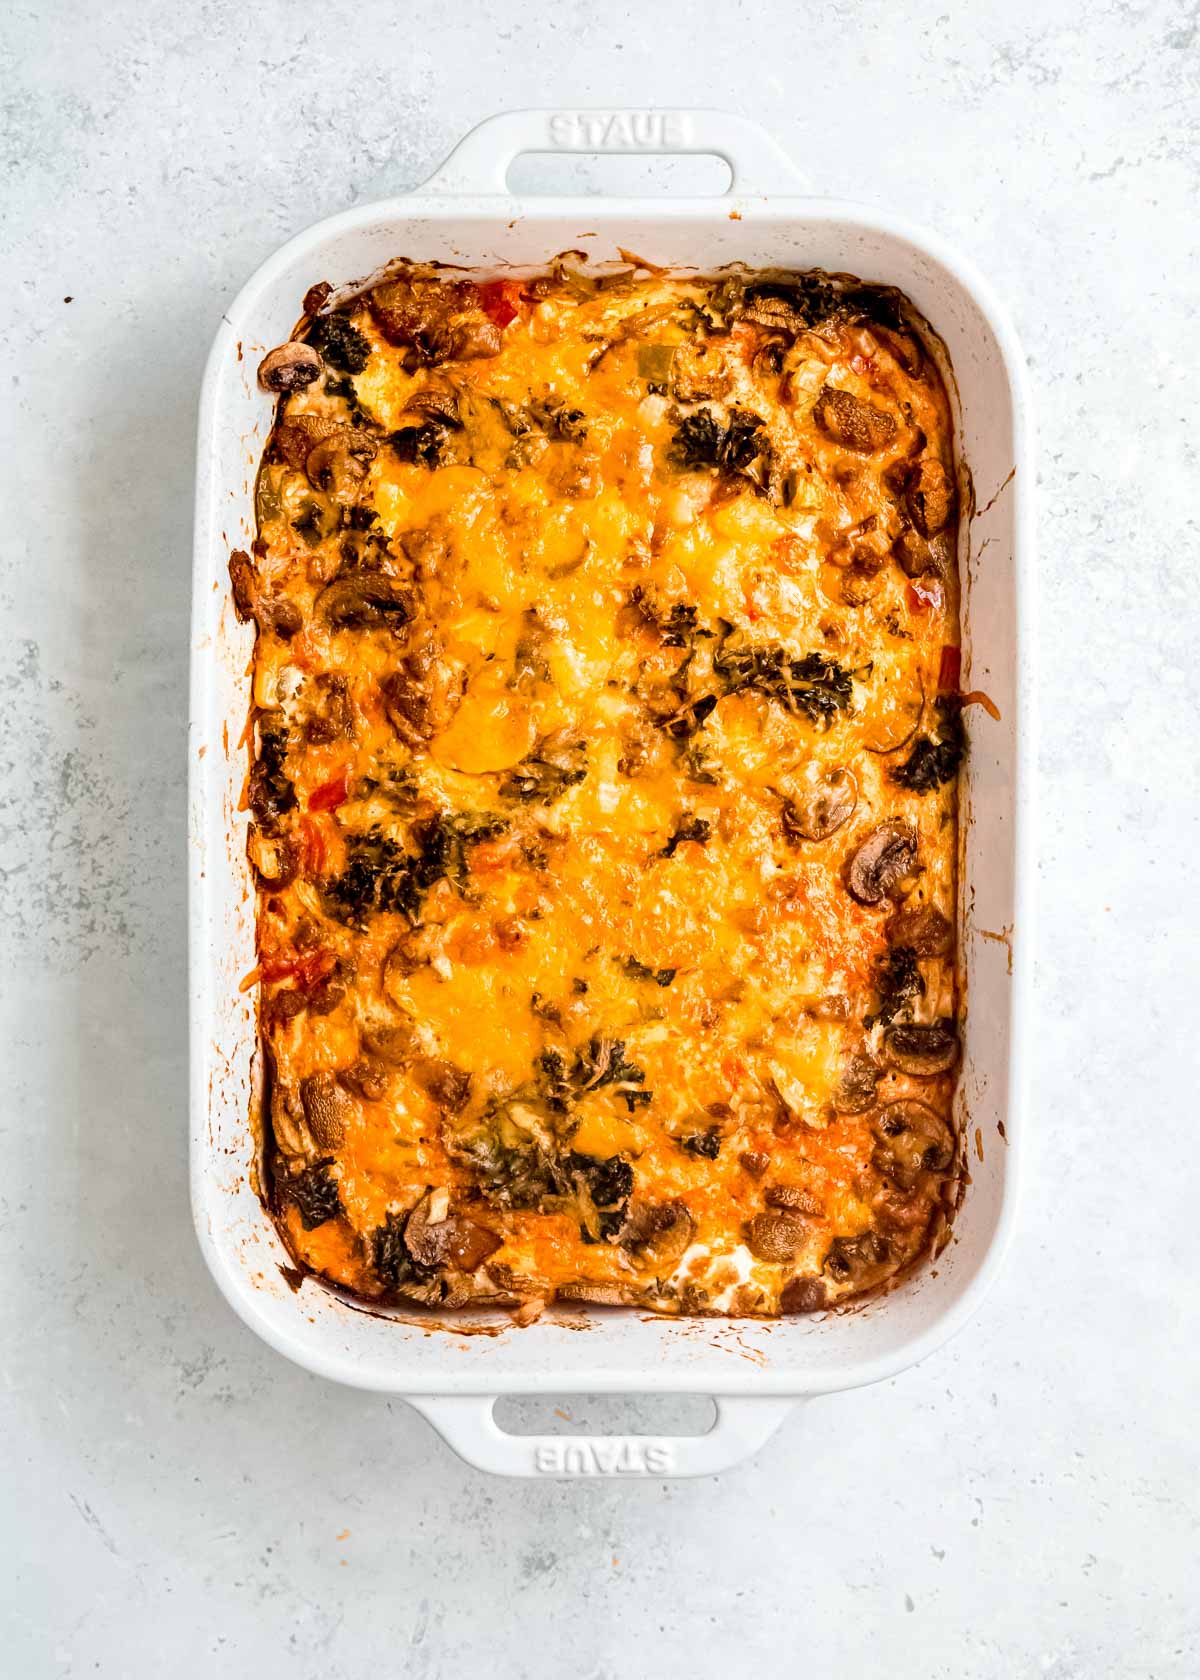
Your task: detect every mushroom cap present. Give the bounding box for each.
[779,1275,828,1314]
[765,1183,825,1216]
[845,820,918,904]
[813,384,897,453]
[746,1210,809,1263]
[780,765,857,842]
[620,1200,694,1271]
[905,456,955,536]
[823,1230,891,1282]
[883,1019,960,1077]
[832,1051,882,1115]
[299,1071,355,1150]
[404,1190,501,1273]
[886,902,953,957]
[305,433,376,501]
[258,341,322,393]
[316,572,414,630]
[871,1100,954,1190]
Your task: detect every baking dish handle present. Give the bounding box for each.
[406,1394,798,1478]
[418,108,806,197]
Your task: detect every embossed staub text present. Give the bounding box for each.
[547,111,690,151]
[533,1438,677,1476]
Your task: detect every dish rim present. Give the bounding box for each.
[190,171,1034,1408]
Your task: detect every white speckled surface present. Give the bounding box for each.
[1,2,1197,1674]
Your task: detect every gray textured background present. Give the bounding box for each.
[2,2,1197,1675]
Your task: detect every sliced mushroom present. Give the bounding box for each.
[620,1200,694,1271]
[247,828,299,889]
[302,281,333,317]
[411,1057,472,1113]
[382,928,442,999]
[887,902,953,957]
[258,341,322,393]
[316,572,413,630]
[406,383,464,428]
[779,1275,828,1314]
[267,1081,302,1156]
[884,1019,960,1078]
[299,1071,356,1150]
[844,821,918,905]
[840,556,883,605]
[273,414,340,470]
[304,672,354,744]
[872,1100,954,1190]
[404,1189,501,1273]
[813,385,897,454]
[448,314,504,360]
[307,957,353,1018]
[229,550,304,640]
[362,1018,420,1066]
[381,636,462,746]
[340,1056,390,1101]
[905,456,955,536]
[833,1052,883,1115]
[255,594,303,639]
[746,1210,809,1263]
[780,766,857,842]
[765,1184,825,1216]
[229,549,258,619]
[893,527,939,578]
[823,1230,891,1283]
[305,432,377,501]
[557,1281,634,1305]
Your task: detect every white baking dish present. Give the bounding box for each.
[189,109,1033,1478]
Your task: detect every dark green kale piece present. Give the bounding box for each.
[890,696,965,792]
[285,1159,342,1230]
[307,312,371,374]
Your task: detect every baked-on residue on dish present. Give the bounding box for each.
[233,260,964,1318]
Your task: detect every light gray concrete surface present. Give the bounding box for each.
[1,1,1197,1674]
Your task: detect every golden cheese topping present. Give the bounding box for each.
[236,261,964,1319]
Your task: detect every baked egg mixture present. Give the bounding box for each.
[233,259,965,1319]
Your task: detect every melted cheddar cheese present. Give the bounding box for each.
[236,261,963,1318]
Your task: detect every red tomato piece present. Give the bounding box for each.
[479,280,521,328]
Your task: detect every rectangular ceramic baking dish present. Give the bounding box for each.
[189,109,1033,1478]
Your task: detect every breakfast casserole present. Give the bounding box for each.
[232,257,965,1319]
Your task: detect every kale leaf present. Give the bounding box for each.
[389,422,451,467]
[324,814,505,928]
[669,406,772,490]
[248,718,296,823]
[499,740,588,805]
[286,1158,342,1230]
[530,397,588,440]
[712,639,853,728]
[537,1036,648,1114]
[307,312,371,374]
[890,696,965,792]
[370,1209,433,1293]
[324,832,420,927]
[865,945,925,1028]
[660,815,711,858]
